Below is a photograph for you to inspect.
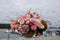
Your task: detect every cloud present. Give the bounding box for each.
[0,0,60,24]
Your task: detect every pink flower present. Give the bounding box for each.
[11,24,18,30]
[31,25,37,31]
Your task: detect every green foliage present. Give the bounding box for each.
[0,24,10,29]
[41,20,47,31]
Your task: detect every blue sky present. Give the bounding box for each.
[0,0,60,27]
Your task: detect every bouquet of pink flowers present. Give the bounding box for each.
[7,11,47,37]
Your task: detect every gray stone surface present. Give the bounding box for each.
[0,36,60,40]
[0,29,60,40]
[0,29,20,38]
